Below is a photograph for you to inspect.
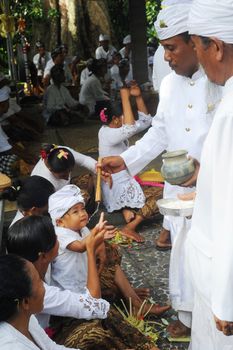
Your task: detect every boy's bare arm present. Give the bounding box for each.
[67,237,88,252]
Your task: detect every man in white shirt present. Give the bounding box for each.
[33,41,51,84]
[43,47,65,87]
[95,34,116,66]
[101,0,221,339]
[184,1,233,348]
[119,34,132,63]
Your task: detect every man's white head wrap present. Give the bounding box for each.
[188,0,233,44]
[49,184,85,221]
[99,34,109,42]
[154,3,192,40]
[0,86,10,103]
[123,34,131,45]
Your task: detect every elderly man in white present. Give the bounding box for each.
[184,0,233,348]
[101,0,222,339]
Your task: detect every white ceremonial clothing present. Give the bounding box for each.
[31,146,96,191]
[43,58,55,79]
[10,210,23,227]
[121,68,221,318]
[169,217,193,315]
[186,76,233,348]
[79,74,109,114]
[0,315,77,350]
[188,0,233,45]
[51,226,89,293]
[0,126,11,153]
[152,45,171,92]
[95,45,116,63]
[43,84,78,122]
[0,98,21,122]
[80,67,91,86]
[119,47,132,63]
[33,52,51,76]
[99,112,152,212]
[37,282,109,329]
[110,64,133,90]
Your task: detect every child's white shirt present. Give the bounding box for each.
[51,226,90,293]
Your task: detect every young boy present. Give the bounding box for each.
[49,184,170,314]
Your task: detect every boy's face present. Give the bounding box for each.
[58,202,88,231]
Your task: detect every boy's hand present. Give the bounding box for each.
[129,81,141,97]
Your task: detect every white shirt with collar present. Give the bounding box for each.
[95,45,116,63]
[51,226,90,293]
[187,76,233,329]
[0,315,77,350]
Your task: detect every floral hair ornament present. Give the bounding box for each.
[100,108,108,123]
[40,149,47,160]
[57,149,69,160]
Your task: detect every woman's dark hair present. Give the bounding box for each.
[7,216,57,263]
[99,101,122,124]
[41,144,75,173]
[0,254,32,322]
[0,176,54,210]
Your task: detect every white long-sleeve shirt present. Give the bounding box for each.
[37,282,109,329]
[99,112,152,157]
[99,112,152,212]
[0,315,77,350]
[79,75,109,114]
[188,76,233,321]
[31,146,96,191]
[122,69,221,200]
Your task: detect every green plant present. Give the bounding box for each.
[146,0,161,43]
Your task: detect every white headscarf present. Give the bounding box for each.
[99,34,109,42]
[0,85,10,103]
[162,0,192,7]
[188,0,233,44]
[154,3,192,40]
[123,35,131,45]
[49,184,85,221]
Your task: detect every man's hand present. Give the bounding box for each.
[214,315,233,336]
[181,158,200,187]
[101,156,126,174]
[178,192,196,201]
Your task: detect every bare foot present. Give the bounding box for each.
[167,320,191,338]
[135,288,150,300]
[155,228,171,249]
[121,227,144,242]
[122,208,135,223]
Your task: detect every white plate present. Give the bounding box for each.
[157,198,194,217]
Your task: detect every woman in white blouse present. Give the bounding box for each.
[0,254,77,350]
[98,85,153,242]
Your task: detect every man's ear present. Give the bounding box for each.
[210,37,224,62]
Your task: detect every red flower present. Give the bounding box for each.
[40,150,47,160]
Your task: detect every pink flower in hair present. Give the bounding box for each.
[100,108,108,123]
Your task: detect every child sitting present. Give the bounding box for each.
[49,184,170,308]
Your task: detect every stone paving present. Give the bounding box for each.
[119,218,190,350]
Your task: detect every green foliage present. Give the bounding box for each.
[9,0,44,20]
[146,0,161,43]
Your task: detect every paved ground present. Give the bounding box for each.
[3,108,190,349]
